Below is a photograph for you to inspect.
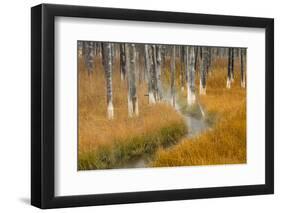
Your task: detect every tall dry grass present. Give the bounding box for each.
[151,58,247,167]
[78,57,186,170]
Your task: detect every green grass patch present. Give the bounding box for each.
[78,122,187,170]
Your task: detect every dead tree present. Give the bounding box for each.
[170,45,176,107]
[231,47,234,82]
[102,43,114,119]
[84,41,95,76]
[126,44,139,117]
[135,47,140,84]
[144,44,156,104]
[81,41,86,57]
[227,47,232,88]
[152,45,163,101]
[227,47,234,88]
[161,45,166,74]
[240,48,246,88]
[207,47,212,74]
[186,46,196,105]
[199,47,208,95]
[180,46,185,91]
[78,41,83,58]
[150,45,157,102]
[120,43,126,80]
[194,46,199,71]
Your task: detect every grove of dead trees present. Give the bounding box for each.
[78,41,247,119]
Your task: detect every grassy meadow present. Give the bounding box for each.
[151,59,246,167]
[78,56,187,170]
[78,43,246,170]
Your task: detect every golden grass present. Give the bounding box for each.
[151,59,247,167]
[78,57,186,169]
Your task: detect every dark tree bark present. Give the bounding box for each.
[84,41,95,76]
[161,45,166,74]
[231,47,234,82]
[152,45,163,101]
[194,46,199,71]
[150,45,157,101]
[180,46,185,91]
[200,47,208,95]
[240,48,246,88]
[170,45,176,107]
[207,47,212,74]
[120,43,126,80]
[82,41,86,57]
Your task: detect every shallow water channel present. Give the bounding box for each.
[120,99,211,169]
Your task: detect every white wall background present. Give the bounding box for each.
[0,0,279,212]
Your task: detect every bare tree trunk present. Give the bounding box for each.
[199,47,207,95]
[102,43,114,119]
[150,45,157,101]
[78,41,83,58]
[184,46,188,90]
[120,43,126,81]
[161,46,166,75]
[194,46,199,71]
[96,42,102,57]
[82,41,86,57]
[170,45,176,107]
[144,44,156,104]
[84,41,95,76]
[207,47,212,74]
[126,44,139,117]
[180,46,185,91]
[240,48,246,88]
[135,50,140,84]
[111,44,115,71]
[230,47,234,82]
[152,45,163,101]
[227,47,232,88]
[186,46,196,105]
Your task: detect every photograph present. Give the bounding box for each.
[29,2,274,209]
[78,41,247,170]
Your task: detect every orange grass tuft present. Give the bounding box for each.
[78,57,186,169]
[151,59,247,167]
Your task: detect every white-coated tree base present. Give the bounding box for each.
[230,74,234,82]
[107,101,114,120]
[187,90,196,106]
[128,96,133,117]
[78,49,82,58]
[148,92,156,104]
[128,95,139,117]
[226,78,231,89]
[241,80,246,88]
[120,72,125,81]
[181,86,185,92]
[199,81,206,95]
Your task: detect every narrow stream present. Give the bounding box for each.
[120,93,211,169]
[174,101,210,138]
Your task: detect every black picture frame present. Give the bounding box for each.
[31,3,274,209]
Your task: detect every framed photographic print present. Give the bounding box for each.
[31,3,274,209]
